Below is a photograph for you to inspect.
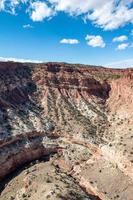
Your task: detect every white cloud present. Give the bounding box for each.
[0,1,133,30]
[30,1,55,22]
[86,1,133,30]
[49,0,133,30]
[60,38,79,44]
[0,0,28,14]
[85,35,105,48]
[23,24,33,29]
[49,0,107,15]
[106,59,133,68]
[113,35,128,42]
[117,43,128,50]
[0,57,43,63]
[0,0,5,11]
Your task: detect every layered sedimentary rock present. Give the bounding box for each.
[0,62,133,200]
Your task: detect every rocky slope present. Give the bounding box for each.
[0,62,133,200]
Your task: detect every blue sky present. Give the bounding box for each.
[0,0,133,68]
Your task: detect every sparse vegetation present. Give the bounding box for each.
[0,62,133,200]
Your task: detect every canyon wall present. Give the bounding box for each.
[0,62,133,200]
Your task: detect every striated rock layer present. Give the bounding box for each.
[0,62,133,200]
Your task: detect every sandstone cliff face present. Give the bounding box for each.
[0,62,133,200]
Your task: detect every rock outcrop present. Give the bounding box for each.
[0,62,133,200]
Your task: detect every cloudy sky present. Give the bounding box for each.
[0,0,133,68]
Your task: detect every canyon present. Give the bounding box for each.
[0,61,133,200]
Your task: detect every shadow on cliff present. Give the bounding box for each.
[63,192,100,200]
[0,154,50,193]
[0,62,40,140]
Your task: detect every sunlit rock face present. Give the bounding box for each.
[0,62,133,200]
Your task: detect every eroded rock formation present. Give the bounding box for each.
[0,62,133,200]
